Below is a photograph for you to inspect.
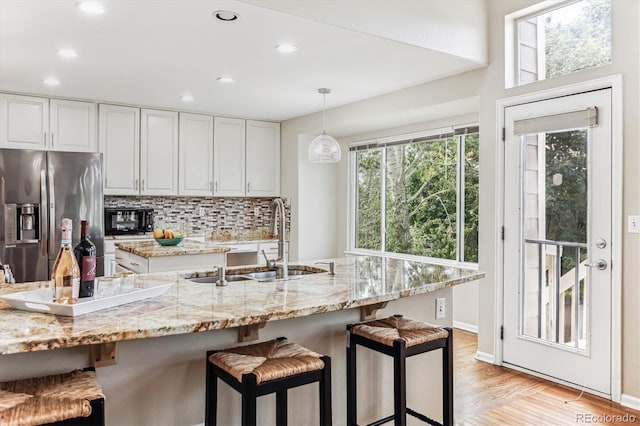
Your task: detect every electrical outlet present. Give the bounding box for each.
[435,298,445,319]
[198,207,206,216]
[629,215,640,233]
[254,207,260,216]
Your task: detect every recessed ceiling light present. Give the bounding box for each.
[43,78,61,87]
[213,10,239,21]
[77,1,105,15]
[217,77,235,83]
[57,49,78,59]
[180,95,194,102]
[276,44,297,53]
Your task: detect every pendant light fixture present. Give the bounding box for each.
[308,88,341,163]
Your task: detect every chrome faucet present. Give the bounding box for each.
[266,198,288,279]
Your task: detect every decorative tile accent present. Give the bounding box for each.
[104,196,291,234]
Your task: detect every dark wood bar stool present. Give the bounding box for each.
[346,315,453,426]
[0,367,105,426]
[205,337,332,426]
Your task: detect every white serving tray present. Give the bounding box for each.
[0,280,174,317]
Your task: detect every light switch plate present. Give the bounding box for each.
[435,298,445,319]
[628,215,640,233]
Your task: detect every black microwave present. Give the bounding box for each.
[104,208,154,235]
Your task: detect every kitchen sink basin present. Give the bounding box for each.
[186,266,327,284]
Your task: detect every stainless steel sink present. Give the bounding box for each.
[186,266,326,284]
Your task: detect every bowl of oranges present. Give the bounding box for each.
[153,228,185,246]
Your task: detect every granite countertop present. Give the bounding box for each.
[0,256,485,355]
[115,240,231,258]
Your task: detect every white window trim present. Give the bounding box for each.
[347,124,479,268]
[506,0,592,88]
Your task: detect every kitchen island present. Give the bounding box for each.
[0,256,484,425]
[114,239,230,273]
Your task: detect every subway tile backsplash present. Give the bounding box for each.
[105,196,290,234]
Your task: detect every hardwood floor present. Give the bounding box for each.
[454,329,640,425]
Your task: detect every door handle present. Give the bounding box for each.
[48,165,56,256]
[585,259,607,270]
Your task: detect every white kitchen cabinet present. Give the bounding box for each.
[49,99,97,152]
[140,109,179,195]
[213,116,245,197]
[213,118,280,197]
[0,94,49,149]
[246,120,280,196]
[115,248,225,273]
[179,113,214,196]
[99,104,141,195]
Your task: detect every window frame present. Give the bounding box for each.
[505,0,611,88]
[347,125,479,269]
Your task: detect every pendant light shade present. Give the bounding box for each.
[308,88,341,163]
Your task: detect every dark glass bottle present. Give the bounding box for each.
[74,220,96,297]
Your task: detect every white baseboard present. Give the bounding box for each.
[621,394,640,411]
[453,320,478,334]
[475,350,495,364]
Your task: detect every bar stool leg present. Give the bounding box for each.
[319,355,332,426]
[346,332,357,426]
[443,328,454,426]
[276,389,287,425]
[241,374,258,426]
[393,340,407,426]
[205,356,217,426]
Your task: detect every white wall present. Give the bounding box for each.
[280,0,640,403]
[297,135,339,261]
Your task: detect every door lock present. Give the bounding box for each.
[585,259,607,270]
[595,238,607,249]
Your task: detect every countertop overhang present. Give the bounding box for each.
[115,240,231,257]
[0,256,484,355]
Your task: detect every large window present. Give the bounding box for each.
[352,127,479,264]
[511,0,611,87]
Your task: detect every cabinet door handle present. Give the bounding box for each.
[51,133,54,147]
[209,181,214,193]
[44,132,47,145]
[214,181,218,193]
[135,179,139,190]
[131,262,140,266]
[141,179,145,190]
[247,182,251,193]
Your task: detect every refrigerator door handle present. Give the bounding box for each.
[48,166,56,256]
[40,170,47,256]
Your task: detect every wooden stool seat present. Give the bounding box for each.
[350,316,449,348]
[206,337,332,426]
[208,338,325,384]
[0,369,105,426]
[347,315,453,426]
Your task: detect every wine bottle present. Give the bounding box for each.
[51,218,80,304]
[74,220,97,298]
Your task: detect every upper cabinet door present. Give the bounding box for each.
[0,94,49,150]
[140,109,179,196]
[213,117,245,197]
[179,113,214,196]
[50,99,97,152]
[245,120,280,197]
[99,104,141,195]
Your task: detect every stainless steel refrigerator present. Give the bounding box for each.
[0,149,104,283]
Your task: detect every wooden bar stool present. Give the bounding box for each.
[205,337,332,426]
[346,315,453,426]
[0,368,105,426]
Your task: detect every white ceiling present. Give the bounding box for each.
[0,0,487,122]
